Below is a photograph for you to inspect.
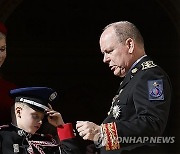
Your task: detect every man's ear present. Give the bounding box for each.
[125,38,134,54]
[15,106,22,118]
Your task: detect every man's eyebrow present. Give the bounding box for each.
[104,49,112,53]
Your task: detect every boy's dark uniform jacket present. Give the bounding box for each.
[100,56,172,154]
[0,123,81,154]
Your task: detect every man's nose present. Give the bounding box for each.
[103,53,110,63]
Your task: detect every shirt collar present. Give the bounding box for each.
[129,54,147,72]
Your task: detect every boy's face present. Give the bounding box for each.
[17,104,45,134]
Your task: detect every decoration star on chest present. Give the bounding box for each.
[112,105,121,119]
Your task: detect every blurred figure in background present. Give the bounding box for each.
[0,21,17,125]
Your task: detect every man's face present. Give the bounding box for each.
[99,27,132,77]
[17,105,44,134]
[0,38,6,67]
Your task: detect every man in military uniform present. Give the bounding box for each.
[76,21,172,153]
[0,87,81,154]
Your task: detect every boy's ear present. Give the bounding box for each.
[15,107,22,118]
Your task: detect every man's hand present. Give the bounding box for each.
[46,104,64,127]
[76,121,101,141]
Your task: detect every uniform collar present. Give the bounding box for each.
[10,123,32,138]
[129,55,147,72]
[118,56,151,91]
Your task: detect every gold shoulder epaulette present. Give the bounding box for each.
[141,61,157,70]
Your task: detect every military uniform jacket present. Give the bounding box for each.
[0,123,81,154]
[100,56,172,154]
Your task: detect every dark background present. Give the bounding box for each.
[0,0,179,153]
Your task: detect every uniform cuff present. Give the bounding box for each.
[101,122,120,150]
[57,123,75,141]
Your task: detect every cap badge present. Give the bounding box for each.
[112,105,121,119]
[49,92,57,101]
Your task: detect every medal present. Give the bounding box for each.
[13,144,19,153]
[112,105,121,119]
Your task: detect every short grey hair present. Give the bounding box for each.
[104,21,144,45]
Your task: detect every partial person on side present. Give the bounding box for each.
[0,21,17,125]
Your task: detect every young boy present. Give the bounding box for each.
[0,87,81,154]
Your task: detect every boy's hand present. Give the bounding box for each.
[46,103,64,127]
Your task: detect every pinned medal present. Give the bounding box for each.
[13,144,19,153]
[148,79,164,100]
[108,95,119,115]
[112,105,121,119]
